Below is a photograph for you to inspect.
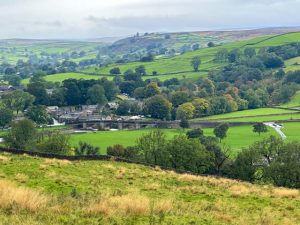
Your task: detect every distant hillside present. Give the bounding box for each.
[107,27,300,55]
[0,152,299,224]
[81,32,300,81]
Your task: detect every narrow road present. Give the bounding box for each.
[264,122,286,140]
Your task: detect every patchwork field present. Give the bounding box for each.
[0,152,299,225]
[81,32,300,78]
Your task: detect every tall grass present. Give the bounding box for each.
[0,180,49,212]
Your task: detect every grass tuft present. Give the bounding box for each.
[0,180,49,212]
[272,188,299,198]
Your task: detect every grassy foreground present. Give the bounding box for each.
[0,152,299,225]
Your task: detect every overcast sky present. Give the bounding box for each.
[0,0,299,39]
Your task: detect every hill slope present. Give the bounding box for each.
[0,153,299,225]
[81,32,300,79]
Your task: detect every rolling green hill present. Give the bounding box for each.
[0,152,299,225]
[19,32,300,84]
[0,40,104,64]
[81,32,300,78]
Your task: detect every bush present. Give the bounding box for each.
[75,142,100,156]
[36,131,71,155]
[186,128,204,139]
[107,144,125,157]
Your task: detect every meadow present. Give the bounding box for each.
[21,73,113,84]
[282,122,300,141]
[0,152,299,225]
[194,108,297,121]
[211,113,300,122]
[0,41,101,64]
[284,56,300,72]
[70,126,278,156]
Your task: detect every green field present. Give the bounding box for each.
[21,73,113,84]
[282,122,300,141]
[70,129,184,154]
[281,91,300,108]
[284,56,300,72]
[195,108,297,121]
[70,126,278,156]
[0,41,102,64]
[213,113,300,122]
[0,152,299,224]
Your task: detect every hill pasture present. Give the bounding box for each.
[0,152,299,224]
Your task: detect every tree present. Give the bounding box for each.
[176,103,195,120]
[207,42,215,47]
[124,69,143,83]
[87,84,107,106]
[192,43,200,51]
[231,147,260,182]
[5,119,37,149]
[36,131,71,155]
[25,105,51,126]
[2,90,35,114]
[253,123,268,136]
[170,91,190,107]
[265,142,300,188]
[244,47,256,58]
[4,74,21,86]
[145,95,172,120]
[260,53,284,68]
[0,107,13,129]
[116,101,130,115]
[136,130,169,166]
[119,81,137,96]
[213,123,229,142]
[179,116,189,129]
[186,128,204,139]
[63,80,81,106]
[144,82,160,98]
[192,98,209,117]
[214,49,229,62]
[27,80,49,105]
[135,65,146,76]
[75,142,100,156]
[166,135,213,173]
[228,49,242,63]
[191,56,201,72]
[110,67,121,75]
[101,78,119,101]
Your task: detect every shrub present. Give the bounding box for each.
[75,142,100,156]
[107,144,125,157]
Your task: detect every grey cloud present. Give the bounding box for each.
[34,20,63,27]
[0,0,300,38]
